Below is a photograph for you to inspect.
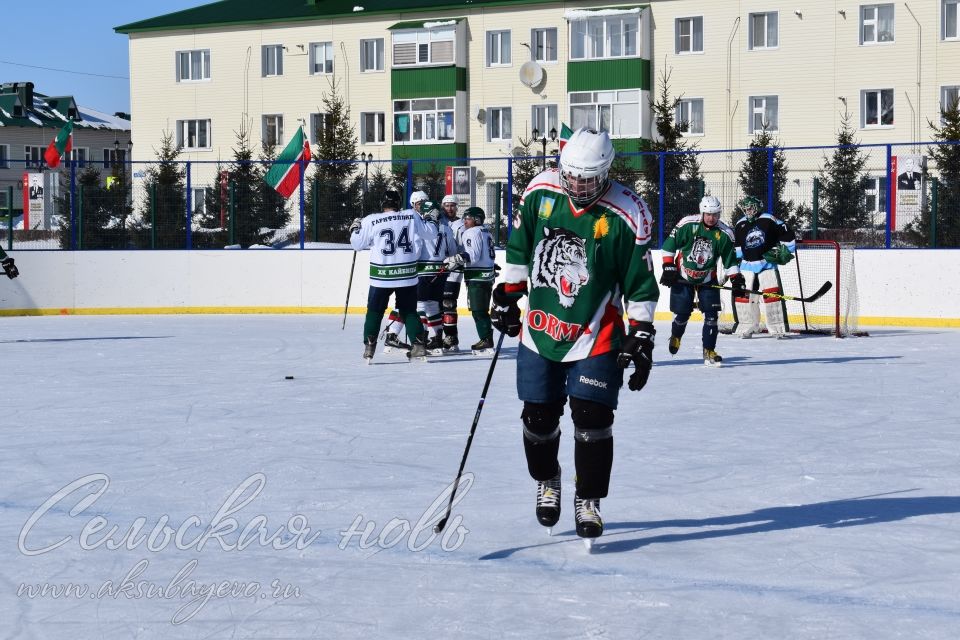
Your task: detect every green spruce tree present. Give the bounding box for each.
[737,129,806,233]
[223,125,268,247]
[136,130,187,249]
[816,111,872,242]
[904,98,960,247]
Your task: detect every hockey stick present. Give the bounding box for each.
[341,251,358,330]
[678,279,832,304]
[434,330,507,534]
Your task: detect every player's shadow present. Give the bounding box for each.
[654,354,901,368]
[480,490,959,560]
[592,491,960,555]
[0,336,173,344]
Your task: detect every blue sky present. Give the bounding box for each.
[2,1,209,114]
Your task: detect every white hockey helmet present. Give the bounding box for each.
[699,195,722,216]
[441,194,458,206]
[410,190,429,209]
[559,128,615,208]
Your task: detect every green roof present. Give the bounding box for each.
[0,92,127,130]
[115,0,562,33]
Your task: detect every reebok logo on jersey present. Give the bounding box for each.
[578,375,608,390]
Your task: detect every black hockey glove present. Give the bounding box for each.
[728,272,747,298]
[617,321,655,392]
[1,257,18,279]
[491,282,524,337]
[348,218,362,235]
[659,262,679,288]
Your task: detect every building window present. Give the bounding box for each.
[531,104,558,138]
[749,96,779,132]
[676,98,704,135]
[393,98,455,143]
[175,119,211,150]
[309,42,334,75]
[192,187,209,216]
[570,14,639,60]
[748,12,779,50]
[863,176,887,217]
[487,107,512,141]
[676,17,704,54]
[360,112,386,144]
[943,85,960,113]
[392,28,455,67]
[263,115,284,146]
[861,5,895,44]
[68,148,88,167]
[945,0,959,39]
[25,146,44,168]
[487,30,511,66]
[310,113,332,145]
[0,144,8,169]
[361,38,384,71]
[862,89,894,127]
[569,90,640,137]
[176,50,211,82]
[262,44,283,77]
[102,148,127,168]
[0,190,6,209]
[532,28,557,62]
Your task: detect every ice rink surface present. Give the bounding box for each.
[1,314,958,639]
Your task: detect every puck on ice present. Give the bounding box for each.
[285,375,294,380]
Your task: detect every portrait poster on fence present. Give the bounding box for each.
[445,166,475,207]
[890,154,925,231]
[22,172,44,230]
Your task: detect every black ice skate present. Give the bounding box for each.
[703,348,723,367]
[471,336,494,356]
[668,336,681,355]
[383,332,410,354]
[425,335,445,356]
[535,468,562,533]
[362,336,376,364]
[407,334,428,362]
[442,334,460,353]
[574,496,603,542]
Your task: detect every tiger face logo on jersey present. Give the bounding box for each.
[689,237,714,268]
[531,227,590,308]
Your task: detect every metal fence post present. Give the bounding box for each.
[5,186,12,252]
[506,157,514,243]
[78,185,84,251]
[69,159,77,250]
[405,160,414,206]
[229,180,236,246]
[884,145,893,249]
[312,177,319,243]
[811,177,820,240]
[657,153,665,248]
[766,147,775,215]
[299,160,306,249]
[185,161,193,250]
[931,177,939,249]
[494,181,502,246]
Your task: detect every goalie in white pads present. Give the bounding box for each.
[443,207,496,354]
[732,196,796,338]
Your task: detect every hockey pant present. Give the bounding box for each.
[442,278,462,341]
[734,268,789,336]
[522,398,614,500]
[466,280,493,342]
[364,286,422,343]
[669,283,722,351]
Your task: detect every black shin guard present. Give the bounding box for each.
[522,401,565,481]
[571,397,614,499]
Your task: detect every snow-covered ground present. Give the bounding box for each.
[1,314,958,639]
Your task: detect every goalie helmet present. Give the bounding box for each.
[381,190,401,211]
[462,207,485,226]
[738,195,762,220]
[559,128,615,208]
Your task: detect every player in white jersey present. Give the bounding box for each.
[381,190,432,350]
[416,201,459,354]
[349,190,428,361]
[443,207,497,354]
[440,195,466,352]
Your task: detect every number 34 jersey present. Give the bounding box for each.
[350,208,426,288]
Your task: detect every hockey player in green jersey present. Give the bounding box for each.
[660,195,746,366]
[490,128,659,543]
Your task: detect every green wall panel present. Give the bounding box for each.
[391,67,467,99]
[391,143,467,162]
[567,58,650,92]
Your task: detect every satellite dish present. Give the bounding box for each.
[518,61,544,88]
[470,104,482,120]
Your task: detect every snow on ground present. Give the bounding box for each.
[1,314,959,639]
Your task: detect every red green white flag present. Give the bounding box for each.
[43,120,74,168]
[264,126,311,198]
[558,123,573,152]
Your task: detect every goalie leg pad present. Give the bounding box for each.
[571,397,614,500]
[735,271,760,337]
[522,401,565,481]
[759,268,789,334]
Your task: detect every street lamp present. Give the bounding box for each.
[362,152,374,214]
[531,127,558,171]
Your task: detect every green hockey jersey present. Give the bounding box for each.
[504,169,659,363]
[661,214,740,284]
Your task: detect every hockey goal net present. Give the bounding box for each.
[719,240,863,337]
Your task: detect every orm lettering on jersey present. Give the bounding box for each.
[527,309,583,342]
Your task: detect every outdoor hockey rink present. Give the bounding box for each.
[2,313,958,639]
